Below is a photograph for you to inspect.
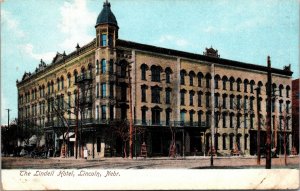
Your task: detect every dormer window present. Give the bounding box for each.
[101,33,107,46]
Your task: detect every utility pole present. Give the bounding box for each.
[266,56,272,169]
[255,87,261,165]
[128,63,133,159]
[75,88,79,159]
[6,109,11,129]
[210,63,215,166]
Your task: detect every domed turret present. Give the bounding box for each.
[95,1,118,28]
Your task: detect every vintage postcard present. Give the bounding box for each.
[1,0,299,190]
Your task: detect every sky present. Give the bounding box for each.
[1,0,299,124]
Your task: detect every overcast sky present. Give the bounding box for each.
[1,0,299,124]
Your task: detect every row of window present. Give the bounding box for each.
[140,65,291,97]
[140,107,291,130]
[141,86,291,113]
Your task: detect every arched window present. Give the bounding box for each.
[152,106,162,125]
[250,80,255,93]
[189,71,195,86]
[151,66,161,82]
[101,59,106,74]
[165,67,172,83]
[88,64,93,78]
[236,78,242,92]
[214,74,220,89]
[74,70,78,83]
[286,85,290,98]
[222,76,228,90]
[141,64,148,81]
[180,70,186,85]
[222,134,227,150]
[61,76,64,89]
[244,79,249,93]
[197,72,203,87]
[67,73,71,87]
[229,77,235,91]
[57,78,60,91]
[205,73,212,88]
[279,84,284,97]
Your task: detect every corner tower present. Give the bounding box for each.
[95,0,118,48]
[94,1,118,141]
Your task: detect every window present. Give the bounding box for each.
[180,110,186,123]
[97,137,101,152]
[222,94,227,109]
[180,91,185,105]
[198,111,202,127]
[279,85,283,97]
[214,112,219,127]
[142,107,147,124]
[223,135,227,150]
[110,105,114,120]
[109,59,114,74]
[151,86,161,103]
[74,72,78,83]
[206,112,210,127]
[237,80,241,92]
[286,101,290,114]
[222,78,227,90]
[279,101,283,113]
[230,134,234,150]
[101,33,107,46]
[206,93,210,107]
[101,59,106,74]
[206,75,211,88]
[222,113,227,128]
[152,107,161,125]
[272,84,276,96]
[250,97,254,110]
[68,75,71,87]
[180,70,185,85]
[166,88,171,104]
[244,97,248,110]
[230,95,234,109]
[258,98,261,111]
[198,92,202,107]
[214,94,219,108]
[61,77,64,89]
[109,83,114,98]
[244,115,247,128]
[141,64,147,80]
[189,91,194,106]
[271,99,275,112]
[230,79,234,91]
[189,72,194,86]
[141,85,147,102]
[165,69,171,83]
[286,86,290,98]
[101,105,106,120]
[108,35,113,47]
[101,83,106,98]
[230,113,234,128]
[237,114,241,128]
[250,81,254,93]
[286,117,290,130]
[197,73,203,87]
[244,81,248,93]
[190,111,194,126]
[250,114,254,129]
[151,66,161,82]
[166,109,171,126]
[214,75,219,89]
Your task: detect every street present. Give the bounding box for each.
[2,156,299,169]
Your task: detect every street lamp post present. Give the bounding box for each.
[266,56,272,169]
